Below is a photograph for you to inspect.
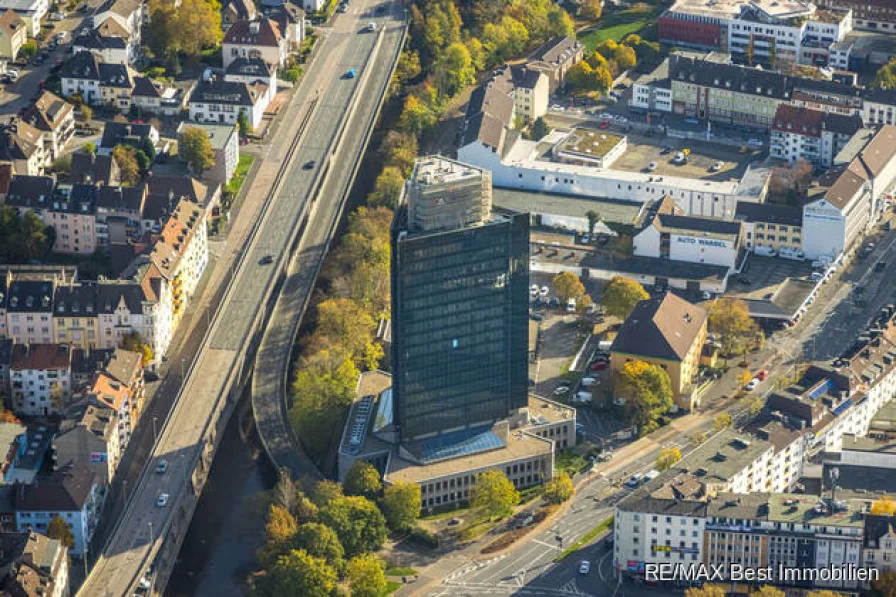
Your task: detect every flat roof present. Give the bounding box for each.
[672,428,772,484]
[556,129,624,159]
[742,278,816,320]
[528,395,575,425]
[767,493,864,528]
[492,188,644,225]
[870,400,896,431]
[385,428,553,484]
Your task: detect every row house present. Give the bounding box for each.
[53,403,120,488]
[0,530,69,597]
[0,121,47,175]
[770,104,864,168]
[10,343,71,417]
[21,91,75,164]
[0,267,75,343]
[59,51,134,110]
[5,175,97,255]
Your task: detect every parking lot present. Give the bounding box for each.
[727,254,818,299]
[611,132,753,180]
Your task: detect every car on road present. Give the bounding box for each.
[156,459,168,474]
[625,473,642,488]
[647,161,657,171]
[590,361,608,371]
[156,493,169,507]
[684,117,699,125]
[756,369,768,381]
[344,69,356,78]
[529,312,544,322]
[578,560,591,575]
[553,386,570,396]
[259,254,274,265]
[303,159,315,169]
[746,377,760,391]
[599,119,610,129]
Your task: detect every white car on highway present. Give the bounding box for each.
[578,560,591,575]
[156,493,169,507]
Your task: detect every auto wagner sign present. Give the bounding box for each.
[676,237,728,248]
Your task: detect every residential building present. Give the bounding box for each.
[85,373,131,448]
[69,347,111,391]
[734,201,804,253]
[0,339,12,400]
[176,122,239,185]
[103,347,142,419]
[5,276,57,344]
[96,268,172,361]
[53,403,120,488]
[0,9,26,60]
[863,514,896,574]
[862,87,896,127]
[526,36,584,93]
[610,292,709,409]
[791,77,864,116]
[802,125,896,260]
[224,56,277,104]
[0,422,27,484]
[69,152,119,186]
[58,52,134,110]
[71,29,132,64]
[13,464,100,557]
[391,156,529,441]
[0,122,47,175]
[266,1,304,48]
[94,184,146,244]
[6,178,98,255]
[221,0,255,30]
[507,65,548,122]
[21,91,75,163]
[770,104,863,167]
[823,0,896,33]
[286,0,324,14]
[0,531,69,597]
[98,121,158,155]
[10,343,71,417]
[129,76,188,117]
[630,56,673,113]
[0,0,47,36]
[91,0,143,48]
[188,78,269,130]
[222,17,287,69]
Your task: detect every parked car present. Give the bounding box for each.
[647,161,657,171]
[553,386,570,396]
[756,369,768,381]
[746,378,760,391]
[625,473,642,488]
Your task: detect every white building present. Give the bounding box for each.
[9,343,71,417]
[188,78,269,130]
[71,30,133,65]
[634,210,742,271]
[0,0,47,36]
[222,17,287,69]
[92,0,143,48]
[224,56,277,105]
[770,104,863,168]
[176,122,239,185]
[863,88,896,128]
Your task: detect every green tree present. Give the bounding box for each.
[601,276,649,319]
[586,210,600,235]
[874,59,896,90]
[396,50,422,85]
[237,109,252,137]
[261,504,299,567]
[293,522,345,570]
[318,496,387,558]
[81,141,96,154]
[46,515,74,548]
[544,471,574,504]
[617,360,674,432]
[656,447,682,471]
[347,553,387,597]
[767,37,777,69]
[398,91,439,138]
[112,145,141,185]
[0,207,53,263]
[311,480,344,507]
[79,105,94,121]
[146,0,222,61]
[871,497,896,516]
[271,469,300,514]
[316,297,378,364]
[581,0,602,20]
[435,42,476,96]
[553,271,586,301]
[18,40,37,60]
[120,331,153,365]
[265,549,337,597]
[471,470,519,520]
[745,34,755,66]
[381,481,421,531]
[752,587,785,597]
[530,117,549,141]
[713,413,733,431]
[379,131,417,177]
[710,298,759,357]
[343,461,382,499]
[465,37,487,72]
[179,125,216,174]
[614,45,637,71]
[367,166,405,208]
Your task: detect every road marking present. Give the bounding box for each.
[559,580,584,594]
[531,539,557,549]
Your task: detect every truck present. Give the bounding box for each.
[612,427,637,441]
[572,391,593,404]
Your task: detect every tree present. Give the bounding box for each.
[686,586,726,597]
[745,394,764,416]
[566,61,612,93]
[871,496,896,516]
[465,37,486,72]
[112,145,141,185]
[237,109,252,137]
[617,360,674,432]
[807,592,846,597]
[753,587,785,597]
[0,207,53,263]
[343,461,382,499]
[601,276,649,319]
[713,413,733,431]
[271,469,299,514]
[656,447,682,471]
[872,570,896,597]
[18,40,36,60]
[738,369,754,387]
[265,549,337,597]
[315,297,378,365]
[768,37,777,69]
[586,210,600,235]
[379,131,417,177]
[381,481,421,531]
[553,271,585,301]
[367,166,405,208]
[544,472,574,504]
[689,431,708,446]
[347,553,387,597]
[874,59,896,90]
[471,470,519,520]
[293,522,345,570]
[179,125,216,174]
[318,496,387,558]
[395,50,422,85]
[580,0,602,20]
[121,331,153,365]
[80,105,94,121]
[745,34,755,66]
[146,0,222,61]
[261,504,299,567]
[614,45,637,71]
[53,154,72,175]
[311,480,344,507]
[398,93,438,138]
[710,298,759,357]
[81,141,96,154]
[46,515,74,548]
[530,117,549,141]
[434,42,476,96]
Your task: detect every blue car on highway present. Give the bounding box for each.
[345,69,356,78]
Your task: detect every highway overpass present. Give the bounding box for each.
[77,1,406,594]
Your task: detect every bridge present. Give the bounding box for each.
[77,2,406,594]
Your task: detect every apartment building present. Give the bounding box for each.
[863,88,896,127]
[823,0,896,33]
[92,0,143,48]
[0,0,47,36]
[21,91,75,163]
[59,51,134,109]
[0,9,25,61]
[0,531,69,597]
[0,121,47,175]
[52,403,121,486]
[222,17,287,68]
[735,201,804,253]
[53,280,99,350]
[6,279,56,345]
[10,343,71,417]
[176,122,239,185]
[5,176,98,255]
[526,36,584,93]
[188,78,270,130]
[770,104,863,167]
[85,373,131,448]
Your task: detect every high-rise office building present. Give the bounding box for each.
[391,157,530,442]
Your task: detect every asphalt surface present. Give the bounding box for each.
[251,0,405,481]
[76,3,403,595]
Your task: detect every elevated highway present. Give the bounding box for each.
[78,1,406,594]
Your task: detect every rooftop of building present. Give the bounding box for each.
[11,344,71,371]
[611,292,708,362]
[492,188,643,226]
[870,399,896,432]
[555,128,625,159]
[12,463,96,512]
[766,492,864,528]
[527,35,582,66]
[410,155,486,188]
[734,201,803,227]
[673,428,772,484]
[176,122,236,151]
[527,395,575,426]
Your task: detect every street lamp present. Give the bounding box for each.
[152,416,158,443]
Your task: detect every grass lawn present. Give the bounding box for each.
[385,580,402,594]
[580,4,662,51]
[555,450,588,476]
[385,567,418,577]
[556,516,614,561]
[225,154,255,197]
